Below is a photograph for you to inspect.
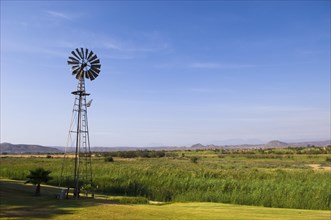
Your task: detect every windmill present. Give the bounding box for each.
[61,48,101,198]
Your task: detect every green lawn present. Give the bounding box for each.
[1,179,330,220]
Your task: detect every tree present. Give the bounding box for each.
[104,155,114,162]
[190,156,199,164]
[25,168,52,196]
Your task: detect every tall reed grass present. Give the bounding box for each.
[1,154,330,210]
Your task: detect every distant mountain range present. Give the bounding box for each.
[0,142,61,154]
[1,140,330,154]
[191,140,331,149]
[265,140,331,148]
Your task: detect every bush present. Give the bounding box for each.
[190,156,199,163]
[105,156,114,162]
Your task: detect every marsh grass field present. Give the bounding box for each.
[1,147,331,219]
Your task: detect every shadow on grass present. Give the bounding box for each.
[0,179,122,219]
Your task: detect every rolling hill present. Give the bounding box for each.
[0,143,61,154]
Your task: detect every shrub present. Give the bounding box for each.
[105,156,114,162]
[190,156,199,163]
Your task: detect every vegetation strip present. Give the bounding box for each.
[1,147,330,210]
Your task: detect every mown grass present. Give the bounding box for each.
[1,151,330,210]
[1,179,330,220]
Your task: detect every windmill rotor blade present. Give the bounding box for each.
[88,54,97,62]
[75,71,80,79]
[87,70,95,80]
[89,68,99,78]
[85,70,90,79]
[81,48,85,59]
[91,70,100,75]
[69,56,79,62]
[85,48,88,59]
[90,59,100,65]
[87,50,94,60]
[90,71,98,80]
[86,70,91,79]
[72,68,80,73]
[71,65,80,71]
[71,51,80,60]
[90,67,100,74]
[89,67,99,75]
[76,70,84,79]
[72,68,81,75]
[92,64,101,69]
[88,70,96,80]
[79,71,84,79]
[68,60,79,65]
[76,48,83,59]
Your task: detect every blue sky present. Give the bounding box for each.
[1,1,330,147]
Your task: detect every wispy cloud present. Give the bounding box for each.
[189,62,257,69]
[2,41,67,58]
[154,61,257,70]
[103,40,169,52]
[100,30,170,53]
[46,10,72,20]
[104,41,123,51]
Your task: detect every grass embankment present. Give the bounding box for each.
[1,179,330,220]
[1,152,330,210]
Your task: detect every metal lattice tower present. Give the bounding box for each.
[72,79,92,197]
[61,48,101,198]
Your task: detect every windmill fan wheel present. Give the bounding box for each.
[67,48,101,81]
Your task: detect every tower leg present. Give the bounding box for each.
[73,79,83,198]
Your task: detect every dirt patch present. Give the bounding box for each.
[308,164,331,171]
